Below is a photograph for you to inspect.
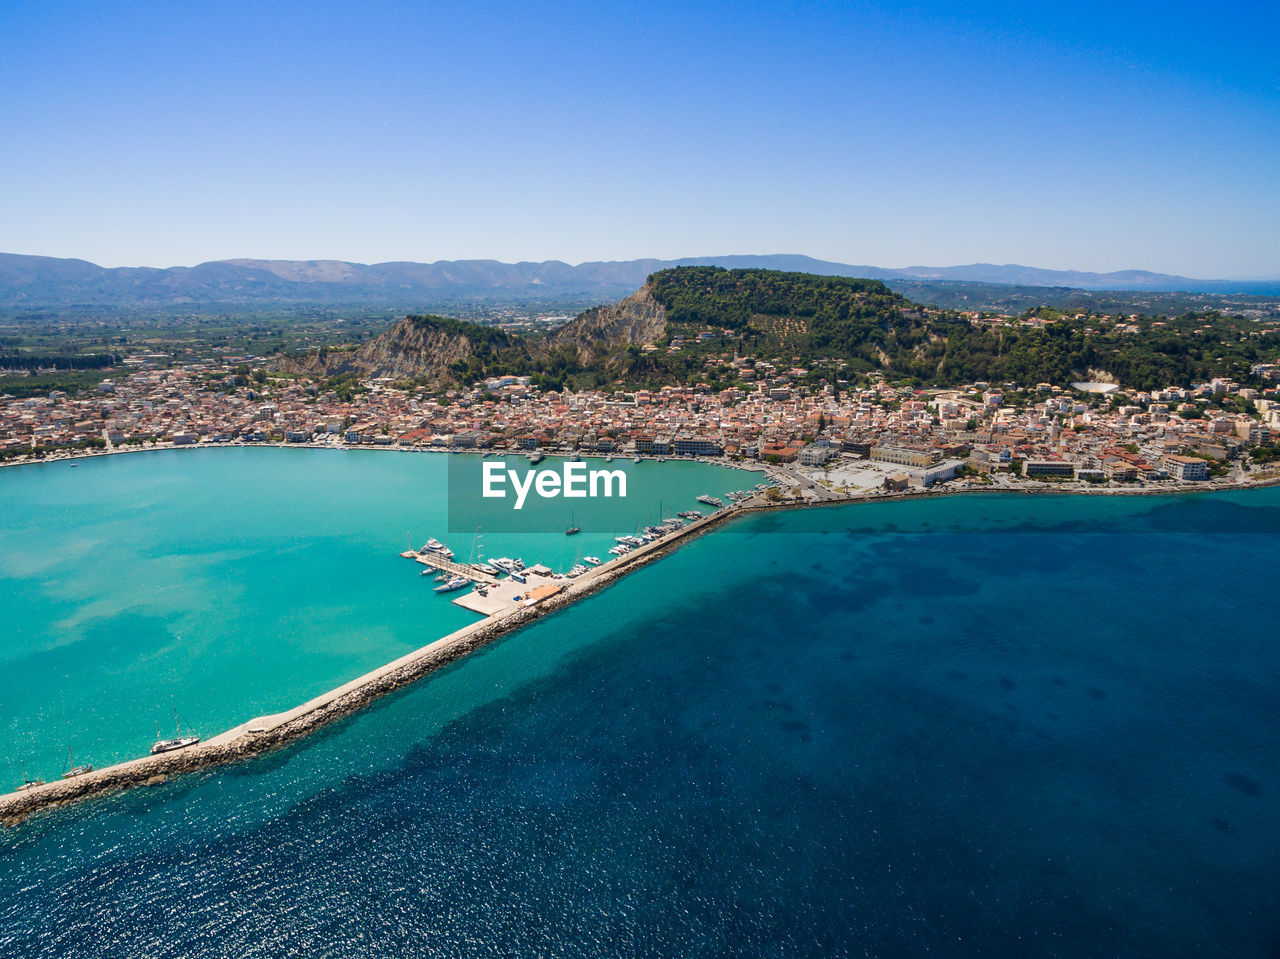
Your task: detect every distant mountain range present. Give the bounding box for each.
[0,252,1276,310]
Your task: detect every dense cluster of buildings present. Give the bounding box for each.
[3,353,1279,491]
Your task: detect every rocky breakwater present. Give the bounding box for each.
[0,497,754,827]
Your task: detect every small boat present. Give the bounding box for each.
[527,451,545,464]
[604,455,614,463]
[583,556,603,566]
[152,710,200,755]
[567,564,588,577]
[434,576,470,593]
[61,746,92,779]
[18,761,44,791]
[633,456,642,463]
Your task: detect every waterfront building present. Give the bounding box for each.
[870,446,940,469]
[1162,454,1210,481]
[1024,459,1077,479]
[798,442,838,467]
[673,436,723,457]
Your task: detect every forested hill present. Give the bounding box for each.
[628,267,1279,390]
[284,267,1279,393]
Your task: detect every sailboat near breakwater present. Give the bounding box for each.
[61,747,92,779]
[152,710,200,755]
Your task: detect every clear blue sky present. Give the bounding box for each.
[1,0,1276,276]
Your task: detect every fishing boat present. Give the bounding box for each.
[152,710,200,755]
[434,576,469,593]
[61,746,92,779]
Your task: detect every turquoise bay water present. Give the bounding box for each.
[2,464,1279,956]
[0,447,748,784]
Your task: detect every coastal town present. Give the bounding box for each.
[4,343,1280,497]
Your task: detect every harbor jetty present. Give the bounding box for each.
[10,459,1277,827]
[0,495,758,827]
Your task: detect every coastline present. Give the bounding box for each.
[5,435,1279,498]
[4,444,1279,826]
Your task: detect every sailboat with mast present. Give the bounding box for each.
[151,709,200,754]
[61,746,93,778]
[565,509,581,536]
[18,760,44,791]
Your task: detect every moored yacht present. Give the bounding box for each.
[61,746,92,779]
[152,711,200,755]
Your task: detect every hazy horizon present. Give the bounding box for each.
[4,249,1278,284]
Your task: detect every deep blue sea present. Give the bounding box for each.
[2,482,1279,957]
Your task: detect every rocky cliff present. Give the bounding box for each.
[542,283,667,362]
[281,315,519,383]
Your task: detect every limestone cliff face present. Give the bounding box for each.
[543,282,667,362]
[279,283,665,384]
[281,316,500,383]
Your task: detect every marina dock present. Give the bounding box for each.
[400,550,499,585]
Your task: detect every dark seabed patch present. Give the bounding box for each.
[1225,772,1262,797]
